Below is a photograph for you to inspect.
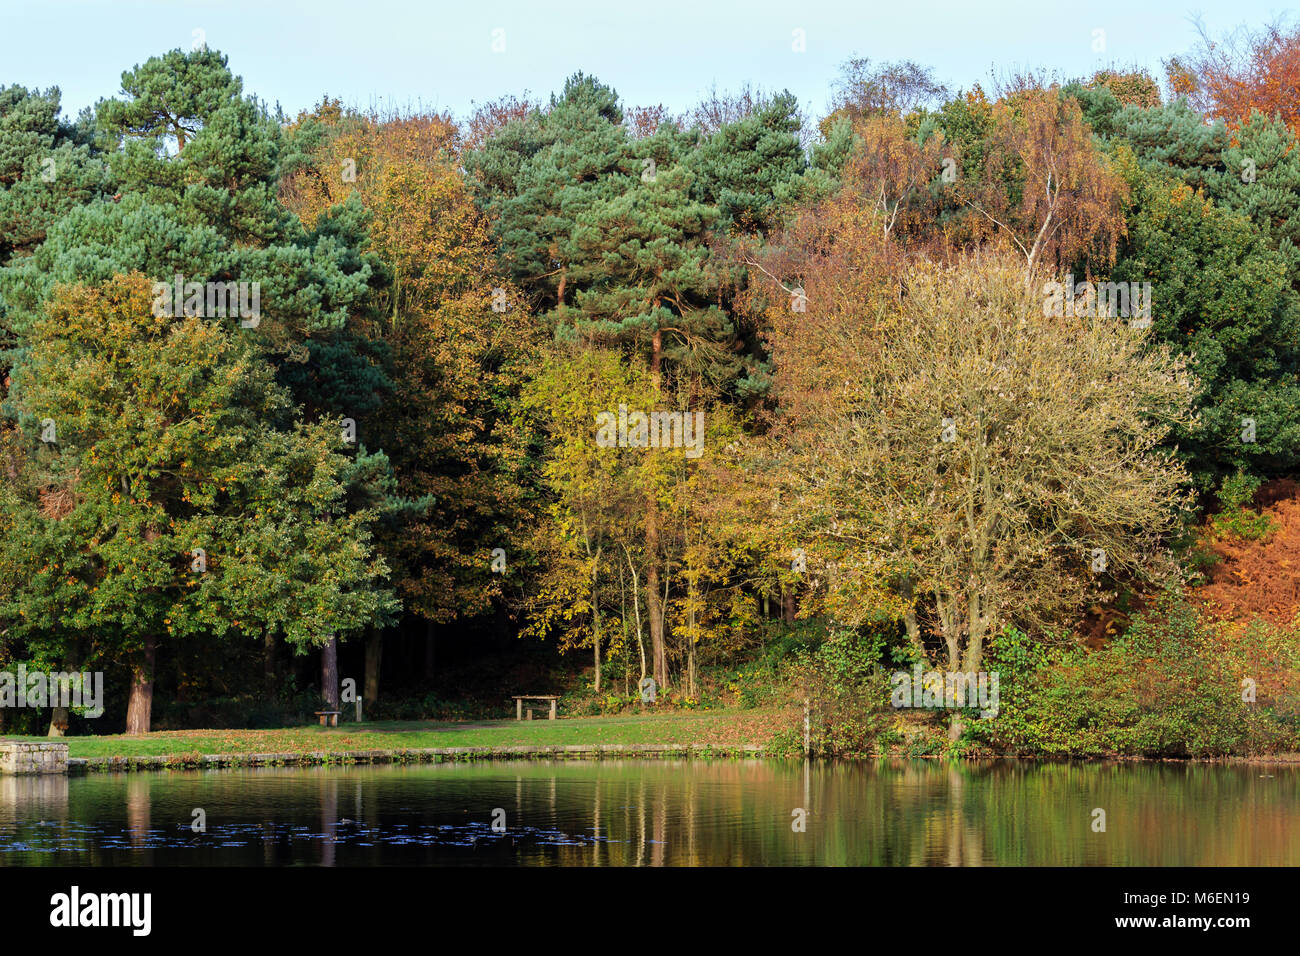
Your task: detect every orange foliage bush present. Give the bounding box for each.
[1195,479,1300,628]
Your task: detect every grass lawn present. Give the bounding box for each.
[5,708,796,759]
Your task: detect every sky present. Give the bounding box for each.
[1,0,1294,124]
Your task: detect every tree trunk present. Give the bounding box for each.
[901,576,924,659]
[686,594,698,699]
[948,713,965,742]
[125,634,156,735]
[364,630,382,707]
[645,326,667,688]
[619,562,630,697]
[645,506,667,688]
[627,547,647,686]
[48,645,78,737]
[595,555,605,694]
[48,706,68,737]
[963,580,989,675]
[782,584,796,623]
[937,592,961,671]
[263,630,277,696]
[321,637,339,711]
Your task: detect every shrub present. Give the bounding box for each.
[979,595,1300,756]
[1210,471,1279,542]
[792,627,893,756]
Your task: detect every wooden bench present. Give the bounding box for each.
[512,695,558,721]
[315,710,341,727]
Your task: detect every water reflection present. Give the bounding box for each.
[0,759,1296,866]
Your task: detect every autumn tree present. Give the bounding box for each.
[835,114,946,242]
[768,253,1196,739]
[280,102,537,696]
[955,89,1128,280]
[1166,19,1300,134]
[519,347,654,691]
[828,57,949,122]
[1087,69,1161,108]
[469,73,777,690]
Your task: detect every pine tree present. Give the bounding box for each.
[1111,163,1300,488]
[1212,109,1300,280]
[685,90,807,236]
[1,48,375,350]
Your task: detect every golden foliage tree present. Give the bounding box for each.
[768,253,1197,738]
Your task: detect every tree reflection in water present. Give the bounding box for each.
[0,759,1296,866]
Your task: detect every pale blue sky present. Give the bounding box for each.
[1,0,1294,123]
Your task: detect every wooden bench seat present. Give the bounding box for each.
[511,695,558,720]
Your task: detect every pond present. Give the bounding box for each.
[0,759,1296,866]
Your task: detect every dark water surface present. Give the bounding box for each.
[0,759,1296,866]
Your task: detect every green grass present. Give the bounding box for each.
[5,708,795,759]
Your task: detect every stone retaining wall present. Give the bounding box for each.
[69,743,765,773]
[0,741,69,774]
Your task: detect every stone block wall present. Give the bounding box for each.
[0,741,69,774]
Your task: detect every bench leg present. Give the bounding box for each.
[526,708,533,720]
[331,713,338,727]
[550,700,556,720]
[516,699,522,721]
[319,715,326,727]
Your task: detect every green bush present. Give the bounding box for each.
[794,627,893,757]
[1210,471,1278,542]
[979,596,1300,757]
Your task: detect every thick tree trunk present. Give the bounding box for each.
[125,634,156,735]
[48,707,68,737]
[364,630,382,707]
[321,637,339,711]
[49,646,78,736]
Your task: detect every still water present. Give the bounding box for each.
[0,759,1296,866]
